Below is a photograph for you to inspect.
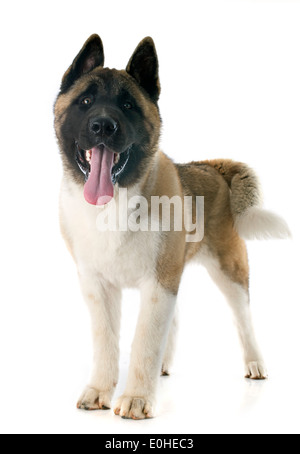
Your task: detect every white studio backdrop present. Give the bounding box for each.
[0,0,299,434]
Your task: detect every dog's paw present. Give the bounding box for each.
[77,386,112,411]
[114,395,154,420]
[161,369,170,376]
[161,365,170,376]
[245,361,268,380]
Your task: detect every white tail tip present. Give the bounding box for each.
[235,207,292,241]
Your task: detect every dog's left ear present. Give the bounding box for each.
[126,37,160,102]
[60,34,104,93]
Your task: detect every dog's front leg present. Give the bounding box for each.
[77,271,122,411]
[114,279,177,419]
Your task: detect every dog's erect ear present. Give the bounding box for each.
[126,37,160,102]
[60,34,104,93]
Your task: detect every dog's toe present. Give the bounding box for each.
[77,387,112,411]
[114,395,153,420]
[245,361,268,380]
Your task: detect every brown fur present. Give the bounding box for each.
[55,36,256,295]
[141,156,252,292]
[154,156,186,294]
[201,159,262,215]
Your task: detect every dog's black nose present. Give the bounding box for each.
[89,117,118,136]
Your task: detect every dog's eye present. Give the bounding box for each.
[81,97,93,106]
[123,102,133,110]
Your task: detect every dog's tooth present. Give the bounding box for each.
[86,150,92,162]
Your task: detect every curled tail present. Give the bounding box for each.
[204,159,291,240]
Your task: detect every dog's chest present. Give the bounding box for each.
[60,182,159,287]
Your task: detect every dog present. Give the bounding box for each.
[54,34,290,420]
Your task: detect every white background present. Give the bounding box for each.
[0,0,299,435]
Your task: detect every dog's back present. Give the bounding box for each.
[177,159,291,242]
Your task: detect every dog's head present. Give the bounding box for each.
[54,35,161,206]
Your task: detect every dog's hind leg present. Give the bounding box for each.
[202,239,267,380]
[161,306,179,376]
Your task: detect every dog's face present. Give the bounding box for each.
[54,35,161,206]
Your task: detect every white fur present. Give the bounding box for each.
[162,306,179,375]
[61,181,161,288]
[76,273,122,410]
[115,280,177,419]
[61,178,272,418]
[61,180,177,417]
[198,249,267,379]
[235,206,291,241]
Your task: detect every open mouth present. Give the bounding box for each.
[75,142,131,206]
[75,142,131,183]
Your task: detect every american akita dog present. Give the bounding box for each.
[54,35,290,419]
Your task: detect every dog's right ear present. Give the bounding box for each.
[60,35,104,93]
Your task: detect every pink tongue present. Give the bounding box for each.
[84,147,115,206]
